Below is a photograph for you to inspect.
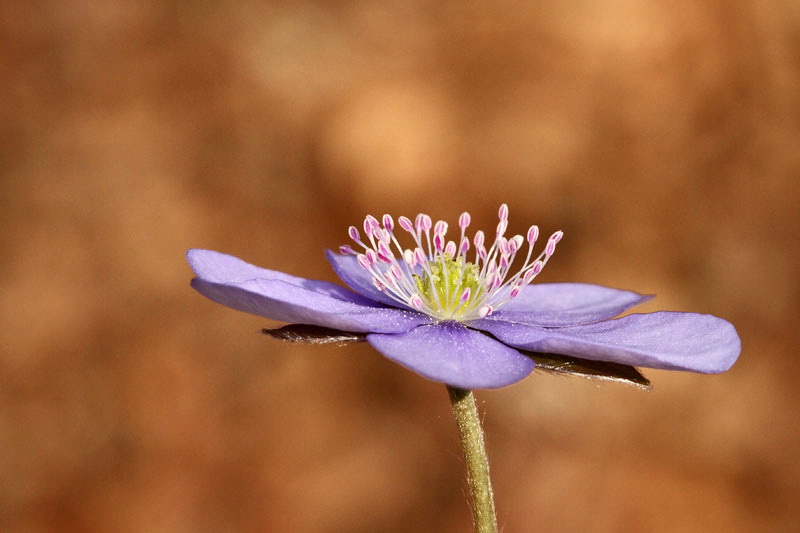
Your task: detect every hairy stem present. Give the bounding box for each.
[447,386,497,533]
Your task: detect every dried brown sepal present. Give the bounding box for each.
[261,324,367,345]
[522,350,651,390]
[262,324,651,389]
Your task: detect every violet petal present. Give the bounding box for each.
[474,311,740,373]
[367,322,535,389]
[325,250,404,307]
[188,250,430,333]
[189,249,377,306]
[484,283,653,327]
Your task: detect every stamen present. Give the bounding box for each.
[527,225,539,244]
[403,249,415,267]
[415,213,432,233]
[382,214,394,232]
[377,241,393,262]
[499,237,509,255]
[509,235,523,254]
[474,230,484,247]
[434,233,445,252]
[459,212,471,230]
[364,215,380,238]
[545,231,562,256]
[460,287,471,302]
[398,216,414,233]
[342,205,562,321]
[459,236,470,255]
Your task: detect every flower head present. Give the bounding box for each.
[188,205,740,389]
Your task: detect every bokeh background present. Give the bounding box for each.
[2,1,799,531]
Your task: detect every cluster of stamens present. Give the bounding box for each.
[339,204,563,321]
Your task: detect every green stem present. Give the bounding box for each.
[447,386,498,533]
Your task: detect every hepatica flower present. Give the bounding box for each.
[189,204,741,532]
[187,205,740,390]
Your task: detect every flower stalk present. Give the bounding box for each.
[447,386,497,533]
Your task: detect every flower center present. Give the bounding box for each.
[339,204,563,321]
[413,253,481,318]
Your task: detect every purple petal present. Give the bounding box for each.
[485,283,653,327]
[367,322,535,389]
[190,249,381,306]
[325,250,404,307]
[188,249,430,333]
[474,312,740,373]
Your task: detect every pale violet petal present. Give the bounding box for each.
[188,249,430,333]
[367,322,535,389]
[485,283,653,327]
[189,249,376,305]
[325,250,404,307]
[474,312,740,373]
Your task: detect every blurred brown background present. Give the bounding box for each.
[2,1,799,532]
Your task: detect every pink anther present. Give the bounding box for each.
[459,212,471,230]
[459,236,470,254]
[498,237,509,255]
[357,254,371,269]
[415,213,432,232]
[389,264,403,280]
[523,269,536,283]
[498,203,509,221]
[398,216,414,233]
[527,225,539,244]
[474,230,485,248]
[377,241,393,262]
[510,235,524,253]
[433,233,445,252]
[496,219,508,237]
[364,215,380,237]
[403,249,416,267]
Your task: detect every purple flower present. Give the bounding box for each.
[187,205,740,389]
